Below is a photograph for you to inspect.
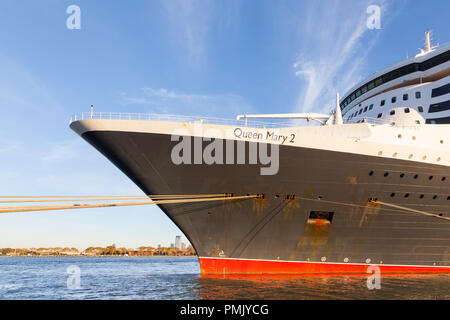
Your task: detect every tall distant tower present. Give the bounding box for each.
[175,236,182,249]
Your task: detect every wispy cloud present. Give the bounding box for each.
[0,51,61,112]
[291,0,389,113]
[41,139,87,163]
[119,87,254,118]
[162,0,213,64]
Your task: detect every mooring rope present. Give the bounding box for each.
[375,200,450,221]
[294,195,450,222]
[0,195,257,214]
[0,194,226,199]
[0,194,228,204]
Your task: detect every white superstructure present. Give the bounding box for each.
[341,31,450,125]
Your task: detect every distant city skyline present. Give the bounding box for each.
[0,0,449,248]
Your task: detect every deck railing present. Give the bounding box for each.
[69,112,420,129]
[69,112,298,129]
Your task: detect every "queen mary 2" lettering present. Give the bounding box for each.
[233,127,295,144]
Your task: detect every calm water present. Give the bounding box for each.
[0,257,448,300]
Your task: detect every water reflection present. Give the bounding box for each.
[196,273,450,300]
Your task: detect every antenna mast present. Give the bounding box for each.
[417,30,438,56]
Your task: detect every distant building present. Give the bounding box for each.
[181,242,186,250]
[175,236,182,249]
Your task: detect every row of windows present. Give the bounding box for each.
[431,83,450,98]
[369,171,447,181]
[426,116,450,124]
[340,50,450,110]
[428,99,450,113]
[375,107,424,119]
[346,92,422,120]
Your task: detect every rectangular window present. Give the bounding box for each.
[428,100,450,113]
[369,104,373,110]
[356,90,361,98]
[361,85,367,94]
[368,81,375,90]
[418,106,424,112]
[431,83,450,98]
[377,113,383,118]
[309,211,334,223]
[390,110,395,115]
[364,106,368,112]
[392,97,397,103]
[415,91,421,99]
[375,78,383,86]
[358,109,362,115]
[403,94,409,101]
[380,100,385,106]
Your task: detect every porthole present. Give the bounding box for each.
[369,171,374,176]
[422,156,427,160]
[384,172,389,177]
[412,136,416,140]
[400,173,405,178]
[429,176,434,180]
[437,157,441,162]
[414,174,419,179]
[378,151,383,156]
[392,152,398,157]
[447,196,450,200]
[408,154,413,159]
[438,213,443,217]
[433,195,438,200]
[440,140,444,144]
[390,193,395,197]
[420,194,425,199]
[398,134,402,139]
[442,177,446,182]
[404,193,409,198]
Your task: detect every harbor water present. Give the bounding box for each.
[0,257,448,300]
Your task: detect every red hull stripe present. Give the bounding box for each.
[199,257,450,274]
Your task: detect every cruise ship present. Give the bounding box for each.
[70,32,450,274]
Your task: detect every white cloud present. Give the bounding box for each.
[292,0,389,113]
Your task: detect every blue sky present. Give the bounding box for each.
[0,0,449,249]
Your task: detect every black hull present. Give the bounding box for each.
[80,130,450,271]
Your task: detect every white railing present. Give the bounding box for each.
[69,112,298,129]
[69,111,422,129]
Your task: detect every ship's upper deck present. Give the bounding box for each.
[340,42,450,113]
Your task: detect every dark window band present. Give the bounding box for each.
[426,115,450,124]
[431,83,450,98]
[428,100,450,113]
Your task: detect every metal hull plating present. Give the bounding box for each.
[78,129,450,274]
